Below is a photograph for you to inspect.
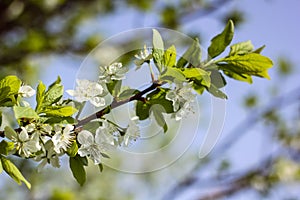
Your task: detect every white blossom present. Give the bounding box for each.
[52,124,75,153]
[77,128,114,165]
[19,85,36,98]
[123,116,140,146]
[135,45,151,60]
[35,140,60,171]
[66,79,106,107]
[166,83,196,120]
[99,62,128,83]
[15,127,41,158]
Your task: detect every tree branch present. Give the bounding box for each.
[74,81,161,128]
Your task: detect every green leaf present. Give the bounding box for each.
[219,53,273,79]
[151,105,168,133]
[148,89,174,113]
[152,29,165,72]
[136,101,151,120]
[192,81,205,95]
[210,70,227,88]
[183,68,211,88]
[67,141,78,157]
[13,106,39,120]
[69,156,86,186]
[160,67,186,82]
[208,20,234,58]
[136,88,174,121]
[43,77,63,106]
[0,76,22,106]
[43,116,76,125]
[107,80,122,97]
[207,84,228,99]
[0,76,22,97]
[35,81,46,112]
[177,38,201,68]
[0,140,15,155]
[0,156,31,189]
[229,40,254,55]
[4,126,18,141]
[42,106,77,117]
[223,70,253,83]
[163,45,176,67]
[118,89,140,101]
[253,45,266,54]
[152,29,164,52]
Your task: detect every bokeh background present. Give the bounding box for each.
[0,0,300,199]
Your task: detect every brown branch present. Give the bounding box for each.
[75,81,161,128]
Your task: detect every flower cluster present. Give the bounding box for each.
[166,82,196,120]
[99,62,128,83]
[67,79,106,107]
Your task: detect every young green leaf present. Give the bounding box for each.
[207,84,228,99]
[163,45,176,67]
[0,76,22,97]
[183,68,211,88]
[253,45,266,54]
[218,53,273,79]
[0,76,22,106]
[147,88,174,114]
[229,40,254,55]
[69,155,86,186]
[152,29,165,72]
[118,89,140,101]
[0,156,31,189]
[13,106,39,120]
[43,77,63,106]
[152,29,164,52]
[67,141,78,157]
[177,38,201,68]
[151,104,168,133]
[4,126,18,141]
[160,67,186,82]
[35,81,46,112]
[107,80,122,97]
[136,101,151,120]
[208,20,234,58]
[223,70,253,84]
[0,140,15,155]
[42,106,77,117]
[210,70,227,88]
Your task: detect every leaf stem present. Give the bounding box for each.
[148,62,155,82]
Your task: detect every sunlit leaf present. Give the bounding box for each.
[219,53,273,79]
[208,20,234,58]
[0,156,31,189]
[229,40,254,55]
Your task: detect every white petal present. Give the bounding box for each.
[77,130,94,145]
[19,127,29,142]
[66,90,75,96]
[19,85,36,98]
[90,97,105,107]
